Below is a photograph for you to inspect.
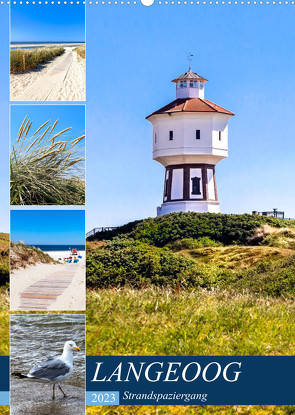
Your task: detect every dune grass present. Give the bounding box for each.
[10,242,56,271]
[177,245,294,271]
[86,288,295,356]
[74,45,85,59]
[10,46,65,74]
[86,404,295,415]
[10,116,85,205]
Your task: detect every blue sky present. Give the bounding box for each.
[10,105,85,148]
[0,5,295,233]
[85,5,295,230]
[10,210,85,245]
[11,3,85,42]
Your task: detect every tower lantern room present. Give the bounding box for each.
[146,65,234,216]
[173,70,208,100]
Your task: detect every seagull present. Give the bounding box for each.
[12,340,81,399]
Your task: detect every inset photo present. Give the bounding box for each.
[10,314,85,415]
[10,3,85,101]
[10,105,85,206]
[10,210,85,311]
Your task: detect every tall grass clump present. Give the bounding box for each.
[74,45,85,59]
[10,46,65,74]
[10,116,85,205]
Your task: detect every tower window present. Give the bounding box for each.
[189,81,198,88]
[155,133,157,143]
[191,177,201,195]
[199,82,204,89]
[196,130,200,140]
[180,81,187,88]
[219,131,222,141]
[169,131,173,141]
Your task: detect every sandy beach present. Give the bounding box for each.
[10,251,85,311]
[10,46,85,101]
[44,250,85,262]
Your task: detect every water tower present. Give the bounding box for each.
[146,58,234,216]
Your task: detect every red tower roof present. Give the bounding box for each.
[146,98,234,119]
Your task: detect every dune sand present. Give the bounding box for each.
[10,251,86,311]
[10,47,85,101]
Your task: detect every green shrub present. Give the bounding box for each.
[167,237,222,251]
[87,237,295,297]
[86,237,225,289]
[132,213,295,247]
[0,261,9,286]
[88,212,295,246]
[232,255,295,297]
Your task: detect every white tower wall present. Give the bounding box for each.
[151,112,231,167]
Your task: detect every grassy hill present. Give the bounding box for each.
[86,214,295,414]
[10,242,56,271]
[87,213,295,297]
[87,212,295,245]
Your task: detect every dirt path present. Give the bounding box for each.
[10,262,85,311]
[10,47,85,101]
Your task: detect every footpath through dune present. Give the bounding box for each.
[10,47,85,101]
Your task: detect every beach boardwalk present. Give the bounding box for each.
[19,263,79,310]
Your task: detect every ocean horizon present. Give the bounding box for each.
[10,41,85,50]
[29,244,85,252]
[11,41,85,44]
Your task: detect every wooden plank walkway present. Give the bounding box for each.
[18,264,79,311]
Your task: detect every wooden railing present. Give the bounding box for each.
[86,227,117,239]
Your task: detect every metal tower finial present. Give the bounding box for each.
[187,52,193,71]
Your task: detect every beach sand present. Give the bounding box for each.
[10,47,85,101]
[44,250,85,262]
[10,251,86,311]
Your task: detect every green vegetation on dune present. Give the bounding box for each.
[87,238,295,297]
[87,237,224,290]
[88,212,295,246]
[10,46,65,73]
[86,212,295,414]
[86,213,295,297]
[74,45,85,59]
[178,243,293,270]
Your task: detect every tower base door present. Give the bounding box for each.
[157,200,220,216]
